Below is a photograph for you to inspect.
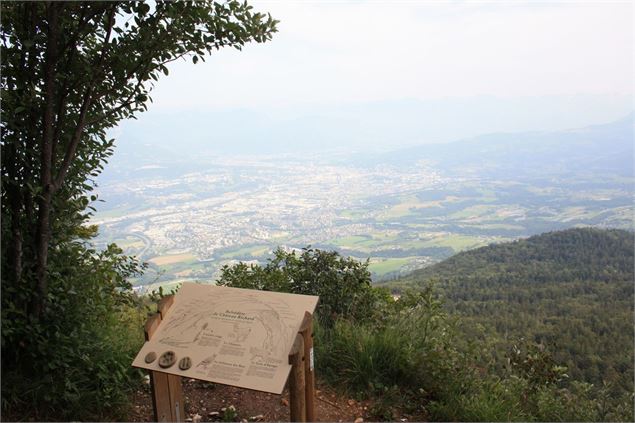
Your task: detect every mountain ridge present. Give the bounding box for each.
[363,114,634,177]
[384,227,634,287]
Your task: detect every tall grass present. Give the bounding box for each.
[314,289,464,418]
[314,289,635,422]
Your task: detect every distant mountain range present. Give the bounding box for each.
[110,94,631,156]
[101,112,633,183]
[362,113,634,178]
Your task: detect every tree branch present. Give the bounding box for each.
[51,3,89,156]
[53,5,116,190]
[87,46,193,128]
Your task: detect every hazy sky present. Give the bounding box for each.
[113,1,633,154]
[147,1,633,111]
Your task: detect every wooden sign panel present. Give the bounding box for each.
[132,283,319,394]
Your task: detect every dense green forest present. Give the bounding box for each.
[382,228,635,395]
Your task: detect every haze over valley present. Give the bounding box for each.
[92,114,634,290]
[90,1,633,293]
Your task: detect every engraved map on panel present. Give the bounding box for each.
[132,283,319,394]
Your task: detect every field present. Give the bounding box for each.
[368,257,412,275]
[93,147,633,286]
[148,253,196,266]
[220,245,270,259]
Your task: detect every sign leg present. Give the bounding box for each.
[288,334,306,422]
[144,295,184,422]
[300,313,316,422]
[168,374,184,422]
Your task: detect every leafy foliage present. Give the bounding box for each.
[1,1,277,419]
[1,242,148,420]
[217,247,391,327]
[507,340,568,387]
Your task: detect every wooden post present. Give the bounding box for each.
[288,333,306,422]
[144,295,184,422]
[299,312,316,422]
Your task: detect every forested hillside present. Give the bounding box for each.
[383,228,634,394]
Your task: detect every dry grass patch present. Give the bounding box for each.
[149,253,196,266]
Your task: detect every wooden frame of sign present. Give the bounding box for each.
[140,290,317,422]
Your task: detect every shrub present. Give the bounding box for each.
[427,376,530,422]
[427,342,635,422]
[217,247,392,327]
[1,244,147,420]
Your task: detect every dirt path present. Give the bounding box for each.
[128,378,421,422]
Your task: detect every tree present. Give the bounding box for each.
[1,1,276,418]
[1,0,276,318]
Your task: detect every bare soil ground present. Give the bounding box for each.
[128,378,424,422]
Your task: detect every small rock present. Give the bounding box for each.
[354,418,364,423]
[200,399,204,404]
[241,419,248,423]
[208,411,220,417]
[347,399,356,406]
[193,413,202,423]
[249,415,264,421]
[281,398,289,406]
[185,419,193,423]
[400,419,408,422]
[143,374,150,385]
[189,378,197,383]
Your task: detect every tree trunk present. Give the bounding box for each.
[32,2,59,319]
[23,2,39,271]
[8,147,24,287]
